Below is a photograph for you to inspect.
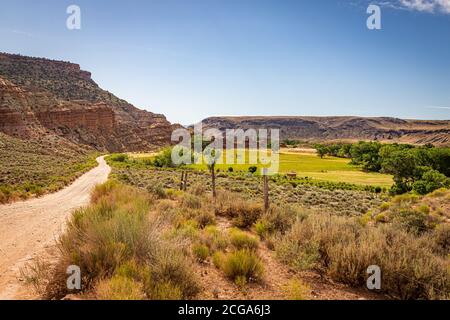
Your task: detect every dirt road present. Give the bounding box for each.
[0,156,110,300]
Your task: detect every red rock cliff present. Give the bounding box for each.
[0,53,178,151]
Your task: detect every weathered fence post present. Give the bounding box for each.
[263,168,269,212]
[183,171,188,191]
[211,164,217,199]
[180,171,185,191]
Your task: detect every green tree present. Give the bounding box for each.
[428,147,450,177]
[152,147,176,168]
[381,149,419,192]
[413,169,450,195]
[337,144,352,158]
[315,144,328,159]
[350,141,382,172]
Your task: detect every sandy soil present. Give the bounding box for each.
[0,156,110,300]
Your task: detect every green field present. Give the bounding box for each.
[189,151,393,187]
[129,150,393,188]
[277,153,393,187]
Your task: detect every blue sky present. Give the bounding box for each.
[0,0,449,124]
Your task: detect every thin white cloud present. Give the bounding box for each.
[425,106,450,109]
[376,1,407,9]
[0,29,40,39]
[400,0,435,12]
[377,0,450,13]
[11,29,35,37]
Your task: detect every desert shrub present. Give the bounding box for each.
[215,192,263,228]
[192,243,210,262]
[391,193,419,205]
[20,259,57,297]
[173,219,199,240]
[255,221,269,238]
[379,202,390,211]
[390,208,429,235]
[264,234,277,251]
[110,154,128,163]
[276,214,357,272]
[212,251,225,268]
[22,182,44,195]
[148,281,183,300]
[147,183,167,199]
[148,247,200,299]
[428,188,448,198]
[0,185,13,198]
[200,226,229,252]
[374,212,388,223]
[218,250,264,284]
[282,279,311,300]
[326,228,384,286]
[59,186,154,282]
[233,205,263,228]
[276,235,321,271]
[181,193,202,209]
[43,182,200,299]
[190,182,206,196]
[229,229,259,251]
[165,188,183,199]
[215,193,263,228]
[418,204,430,215]
[257,205,308,237]
[91,180,120,203]
[96,275,145,300]
[194,209,216,228]
[431,224,450,256]
[275,214,450,299]
[110,260,192,300]
[153,200,181,225]
[371,193,444,235]
[359,211,373,226]
[113,260,143,279]
[214,192,234,212]
[377,227,449,300]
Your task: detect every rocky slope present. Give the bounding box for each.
[198,116,450,146]
[0,53,177,151]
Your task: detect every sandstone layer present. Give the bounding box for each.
[0,53,177,151]
[198,116,450,146]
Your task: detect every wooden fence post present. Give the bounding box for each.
[180,171,185,191]
[211,163,217,199]
[183,171,188,191]
[263,168,269,212]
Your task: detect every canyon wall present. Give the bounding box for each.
[198,116,450,146]
[0,53,177,151]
